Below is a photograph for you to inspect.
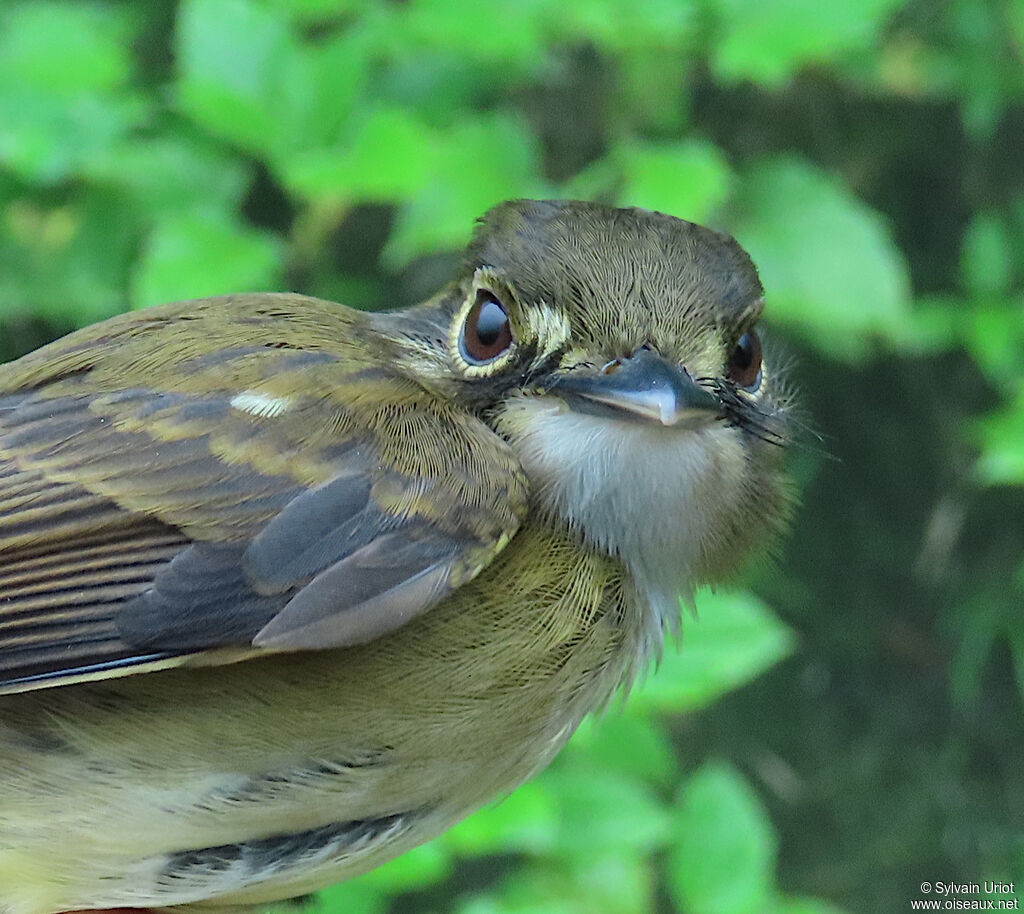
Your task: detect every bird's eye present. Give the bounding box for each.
[727,330,763,391]
[460,291,515,364]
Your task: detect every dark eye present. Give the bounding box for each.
[460,291,514,364]
[727,330,763,391]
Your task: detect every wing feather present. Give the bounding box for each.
[0,294,528,693]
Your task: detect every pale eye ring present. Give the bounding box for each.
[460,291,515,364]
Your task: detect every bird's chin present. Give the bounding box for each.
[495,394,754,634]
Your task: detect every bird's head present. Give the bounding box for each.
[377,199,792,632]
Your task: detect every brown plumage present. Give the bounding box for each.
[0,200,790,912]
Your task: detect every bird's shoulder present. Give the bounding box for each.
[0,293,528,694]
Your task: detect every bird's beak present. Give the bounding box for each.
[545,348,722,427]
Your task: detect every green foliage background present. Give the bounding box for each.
[1,1,1022,912]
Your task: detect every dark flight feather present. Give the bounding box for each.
[0,294,528,693]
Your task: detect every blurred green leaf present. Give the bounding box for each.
[0,189,137,325]
[445,780,560,857]
[946,0,1021,138]
[264,0,372,24]
[906,296,1024,391]
[618,140,733,223]
[285,29,377,152]
[448,762,671,861]
[303,878,386,914]
[708,0,903,87]
[564,712,679,788]
[385,114,548,265]
[396,0,547,68]
[961,211,1013,297]
[371,12,524,121]
[357,839,452,893]
[0,2,134,94]
[0,90,144,183]
[730,157,912,358]
[872,0,1024,139]
[958,301,1024,390]
[0,3,145,182]
[458,853,653,914]
[176,0,296,156]
[547,0,697,53]
[559,853,653,914]
[283,107,435,202]
[631,589,795,713]
[975,388,1024,486]
[667,762,776,914]
[538,765,671,858]
[618,53,693,134]
[132,214,283,306]
[177,0,364,161]
[84,135,252,217]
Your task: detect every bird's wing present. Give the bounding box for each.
[0,294,528,693]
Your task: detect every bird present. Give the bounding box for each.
[0,199,791,913]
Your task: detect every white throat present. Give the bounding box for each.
[499,396,748,636]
